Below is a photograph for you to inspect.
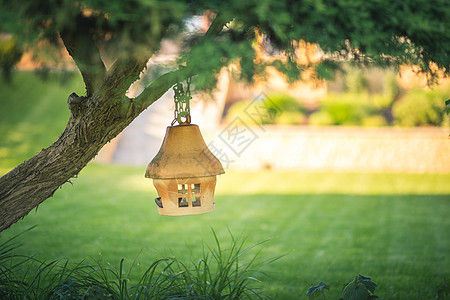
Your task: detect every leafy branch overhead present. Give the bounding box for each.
[1,0,449,89]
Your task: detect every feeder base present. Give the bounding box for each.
[152,176,217,216]
[157,203,215,216]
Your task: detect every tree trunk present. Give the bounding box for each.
[0,91,141,232]
[0,59,190,232]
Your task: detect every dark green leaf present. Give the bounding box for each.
[307,281,330,299]
[358,274,377,293]
[445,99,450,115]
[342,280,369,300]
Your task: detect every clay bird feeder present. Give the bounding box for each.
[145,79,224,216]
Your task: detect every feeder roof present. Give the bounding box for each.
[145,125,225,179]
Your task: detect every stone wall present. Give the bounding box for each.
[209,126,450,173]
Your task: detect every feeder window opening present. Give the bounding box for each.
[192,183,200,193]
[178,184,188,194]
[178,198,189,207]
[178,184,188,207]
[177,183,201,208]
[191,183,201,207]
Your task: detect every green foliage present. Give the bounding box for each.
[240,67,405,128]
[314,60,342,81]
[310,93,381,126]
[382,74,401,106]
[268,93,307,114]
[275,111,306,125]
[341,275,378,300]
[307,68,397,127]
[226,93,306,125]
[270,57,303,83]
[307,275,377,300]
[1,0,449,85]
[185,33,257,90]
[225,100,255,125]
[173,229,278,299]
[0,0,187,59]
[308,110,334,126]
[345,71,369,94]
[392,88,449,126]
[321,98,368,125]
[228,82,447,128]
[0,228,271,299]
[361,115,387,127]
[436,278,450,300]
[307,281,329,299]
[0,36,22,81]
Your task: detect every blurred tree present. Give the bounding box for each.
[0,36,22,81]
[0,0,449,231]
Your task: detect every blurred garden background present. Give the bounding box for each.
[1,62,449,299]
[1,14,450,298]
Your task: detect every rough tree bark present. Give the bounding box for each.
[0,14,226,233]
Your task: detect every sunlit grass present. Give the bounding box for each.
[2,164,449,299]
[0,71,84,173]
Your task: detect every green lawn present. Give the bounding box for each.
[0,71,85,174]
[1,72,449,299]
[2,166,449,299]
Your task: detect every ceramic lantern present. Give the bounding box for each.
[145,78,224,216]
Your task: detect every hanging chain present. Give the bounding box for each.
[171,76,192,126]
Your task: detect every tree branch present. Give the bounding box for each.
[101,55,152,100]
[133,12,229,108]
[60,15,107,97]
[133,69,184,109]
[204,12,228,39]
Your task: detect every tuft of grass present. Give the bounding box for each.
[174,229,280,299]
[0,227,272,299]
